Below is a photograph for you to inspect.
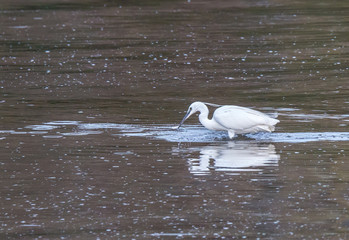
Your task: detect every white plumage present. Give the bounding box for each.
[177,101,280,139]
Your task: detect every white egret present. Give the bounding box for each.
[177,101,279,139]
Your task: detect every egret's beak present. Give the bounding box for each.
[177,109,192,129]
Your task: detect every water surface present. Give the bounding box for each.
[1,0,349,239]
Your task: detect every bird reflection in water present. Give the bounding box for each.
[187,142,280,175]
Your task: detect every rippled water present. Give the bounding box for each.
[1,0,349,239]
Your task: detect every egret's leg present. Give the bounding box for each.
[228,130,235,139]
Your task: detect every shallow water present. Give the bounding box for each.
[1,0,349,239]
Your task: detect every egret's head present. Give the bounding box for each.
[177,102,205,129]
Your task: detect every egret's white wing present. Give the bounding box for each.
[213,106,278,133]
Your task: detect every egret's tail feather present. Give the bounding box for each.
[269,118,280,126]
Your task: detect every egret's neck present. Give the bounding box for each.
[198,107,224,131]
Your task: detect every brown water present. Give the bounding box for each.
[1,0,349,239]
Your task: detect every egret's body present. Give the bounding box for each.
[178,101,279,139]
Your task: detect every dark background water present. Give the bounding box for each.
[1,0,349,239]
